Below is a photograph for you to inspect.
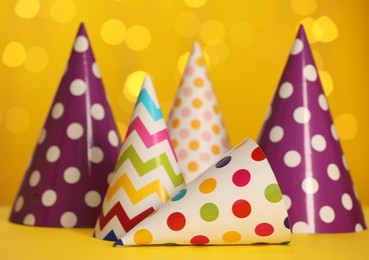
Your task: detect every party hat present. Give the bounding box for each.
[94,75,185,241]
[9,23,121,227]
[258,25,366,233]
[167,43,231,184]
[115,138,290,246]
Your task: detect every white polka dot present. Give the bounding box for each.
[66,123,84,140]
[342,155,349,170]
[279,82,293,99]
[302,177,319,194]
[89,147,104,163]
[292,221,310,233]
[41,189,57,207]
[327,163,340,181]
[284,150,301,167]
[92,62,101,78]
[91,103,105,120]
[291,39,304,55]
[293,107,311,124]
[84,190,102,208]
[74,35,89,53]
[319,206,335,223]
[303,64,318,81]
[355,223,364,232]
[46,146,60,163]
[282,195,291,210]
[331,124,338,140]
[269,125,284,143]
[38,129,47,144]
[108,130,119,147]
[70,79,87,96]
[51,102,64,119]
[318,94,328,111]
[60,211,78,228]
[29,170,41,187]
[264,106,271,121]
[341,193,353,210]
[311,134,326,152]
[23,214,36,226]
[107,172,114,184]
[14,196,24,212]
[63,167,81,184]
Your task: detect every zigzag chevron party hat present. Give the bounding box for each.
[94,75,185,241]
[258,25,366,233]
[115,138,290,246]
[9,23,121,227]
[168,43,231,184]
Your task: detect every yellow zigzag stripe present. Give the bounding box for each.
[106,173,170,204]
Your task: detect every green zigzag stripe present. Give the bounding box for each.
[114,145,184,187]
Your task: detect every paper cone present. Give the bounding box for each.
[115,138,290,246]
[94,75,185,241]
[9,23,121,227]
[167,43,231,184]
[258,25,366,233]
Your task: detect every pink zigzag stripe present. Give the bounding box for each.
[126,117,178,161]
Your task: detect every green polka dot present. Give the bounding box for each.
[200,203,219,222]
[264,184,282,203]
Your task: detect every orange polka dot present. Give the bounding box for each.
[188,161,198,172]
[211,145,220,155]
[172,139,178,148]
[191,119,201,129]
[196,57,205,67]
[213,105,219,114]
[171,119,180,128]
[174,98,181,108]
[199,178,217,194]
[212,124,220,134]
[134,229,153,244]
[222,231,241,243]
[189,140,199,150]
[194,78,204,87]
[192,98,202,108]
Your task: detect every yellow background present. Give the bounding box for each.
[0,0,368,206]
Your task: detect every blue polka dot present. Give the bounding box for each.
[284,217,290,229]
[215,156,232,168]
[171,189,187,201]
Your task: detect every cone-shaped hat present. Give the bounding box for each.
[9,23,121,227]
[168,43,231,184]
[94,75,185,241]
[115,138,290,246]
[258,25,366,233]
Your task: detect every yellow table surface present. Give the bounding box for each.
[0,206,368,260]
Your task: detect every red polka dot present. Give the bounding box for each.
[167,212,186,231]
[232,169,251,187]
[251,147,266,161]
[232,199,251,218]
[255,223,274,236]
[190,235,209,245]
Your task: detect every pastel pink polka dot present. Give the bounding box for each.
[179,128,190,138]
[203,111,212,121]
[221,138,229,148]
[200,152,210,162]
[201,131,212,142]
[183,87,193,96]
[204,90,213,101]
[186,66,194,76]
[178,150,188,160]
[181,107,191,117]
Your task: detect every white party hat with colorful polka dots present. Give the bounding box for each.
[94,75,185,241]
[167,43,231,184]
[258,25,366,233]
[114,138,290,246]
[9,23,121,227]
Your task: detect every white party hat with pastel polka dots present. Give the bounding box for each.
[258,25,366,233]
[114,138,291,246]
[9,23,121,227]
[168,43,231,184]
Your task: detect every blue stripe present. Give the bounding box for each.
[135,88,163,121]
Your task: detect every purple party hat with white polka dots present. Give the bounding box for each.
[258,25,366,233]
[9,23,121,227]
